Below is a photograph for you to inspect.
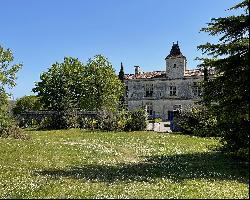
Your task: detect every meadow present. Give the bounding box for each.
[0,129,248,199]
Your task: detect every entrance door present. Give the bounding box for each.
[167,111,171,120]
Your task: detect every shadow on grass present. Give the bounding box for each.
[34,151,249,184]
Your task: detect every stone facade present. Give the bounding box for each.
[124,42,212,121]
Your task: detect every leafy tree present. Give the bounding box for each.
[33,57,86,111]
[32,57,86,129]
[12,95,43,115]
[83,55,124,111]
[0,45,22,137]
[33,55,124,129]
[197,0,249,158]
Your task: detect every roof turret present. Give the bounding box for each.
[165,41,185,59]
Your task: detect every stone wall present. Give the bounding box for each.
[125,76,203,121]
[166,56,186,79]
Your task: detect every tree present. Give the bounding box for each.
[12,95,43,115]
[118,62,125,81]
[197,0,249,158]
[0,45,22,137]
[118,62,126,110]
[33,57,86,111]
[33,55,124,111]
[83,55,124,111]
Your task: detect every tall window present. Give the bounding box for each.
[146,102,153,116]
[145,84,154,97]
[170,86,177,96]
[192,82,202,96]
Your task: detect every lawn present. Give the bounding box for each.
[0,129,248,199]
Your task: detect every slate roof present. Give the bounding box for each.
[165,42,186,59]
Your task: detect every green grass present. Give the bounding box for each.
[0,129,249,199]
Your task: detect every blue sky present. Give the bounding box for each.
[0,0,242,99]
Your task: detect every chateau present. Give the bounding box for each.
[124,42,213,121]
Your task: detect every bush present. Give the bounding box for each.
[148,118,162,123]
[96,109,129,131]
[125,108,148,131]
[174,105,217,137]
[1,95,25,139]
[39,110,79,130]
[78,117,97,130]
[0,113,26,139]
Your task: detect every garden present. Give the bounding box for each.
[0,0,249,198]
[0,129,248,199]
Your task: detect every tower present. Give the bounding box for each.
[165,41,187,79]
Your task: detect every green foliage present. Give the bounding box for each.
[149,118,162,123]
[78,117,97,130]
[39,110,79,130]
[0,45,23,138]
[12,95,43,115]
[0,45,22,91]
[77,109,147,132]
[197,0,249,159]
[174,105,217,137]
[83,55,124,111]
[32,55,124,130]
[125,108,148,131]
[118,62,126,110]
[96,109,129,131]
[118,62,125,81]
[32,57,85,111]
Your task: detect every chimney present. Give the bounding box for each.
[134,66,141,75]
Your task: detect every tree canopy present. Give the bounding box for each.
[0,45,22,137]
[12,95,43,115]
[83,55,124,111]
[197,0,249,155]
[33,57,86,111]
[33,55,124,112]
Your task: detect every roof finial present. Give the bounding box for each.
[177,41,178,44]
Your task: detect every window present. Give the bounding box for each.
[173,64,176,68]
[170,86,177,96]
[146,102,153,116]
[192,82,202,96]
[145,84,154,97]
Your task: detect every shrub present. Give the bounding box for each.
[0,94,25,139]
[39,110,79,130]
[174,105,217,137]
[78,117,97,130]
[96,109,128,131]
[149,118,162,123]
[125,108,148,131]
[0,113,26,139]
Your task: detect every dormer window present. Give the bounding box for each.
[173,64,176,68]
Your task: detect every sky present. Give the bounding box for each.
[0,0,242,99]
